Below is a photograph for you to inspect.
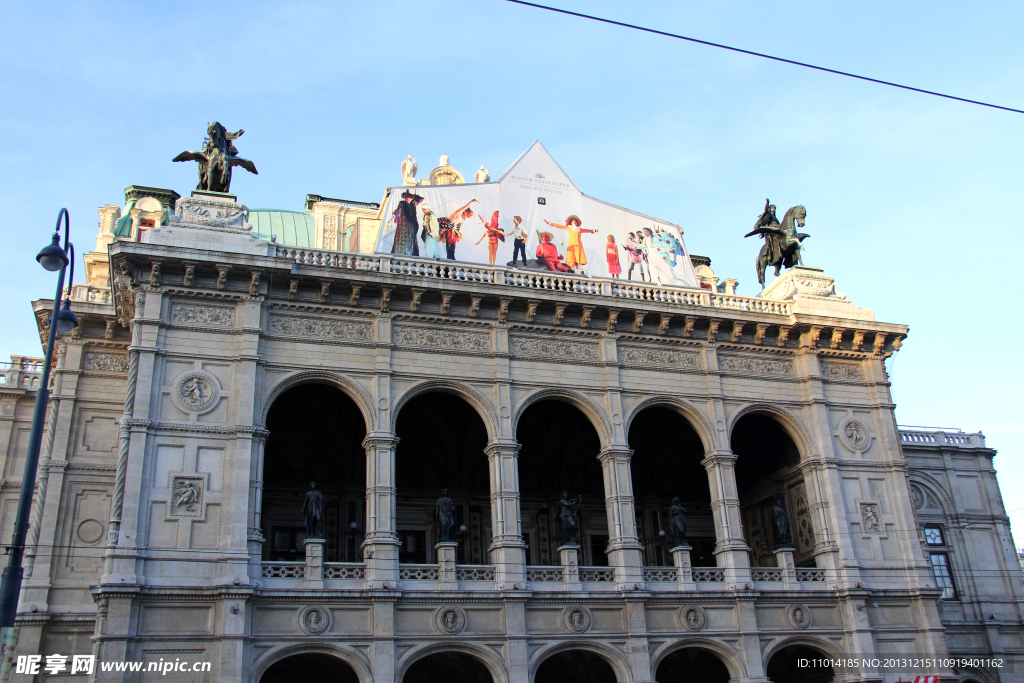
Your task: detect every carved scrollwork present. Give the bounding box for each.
[393,325,490,352]
[267,313,371,342]
[82,352,129,373]
[618,345,702,370]
[719,354,794,376]
[509,334,600,361]
[820,360,864,380]
[170,302,235,328]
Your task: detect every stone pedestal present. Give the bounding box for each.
[304,538,325,589]
[558,544,582,592]
[760,266,874,322]
[670,545,696,591]
[774,546,799,589]
[436,542,458,590]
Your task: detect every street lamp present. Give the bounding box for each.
[0,209,78,629]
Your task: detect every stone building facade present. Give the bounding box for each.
[2,174,1022,683]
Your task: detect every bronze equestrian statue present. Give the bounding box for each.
[745,199,809,287]
[173,122,258,193]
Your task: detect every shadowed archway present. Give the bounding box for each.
[766,644,835,683]
[402,651,494,683]
[260,652,359,683]
[655,647,730,682]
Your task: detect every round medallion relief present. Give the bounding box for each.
[76,519,105,545]
[910,484,925,510]
[171,370,220,414]
[837,416,871,453]
[786,604,812,630]
[678,605,707,632]
[561,606,592,633]
[434,605,466,635]
[297,605,332,635]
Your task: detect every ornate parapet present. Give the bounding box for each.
[142,192,271,256]
[761,266,874,322]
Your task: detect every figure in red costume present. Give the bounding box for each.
[535,231,574,273]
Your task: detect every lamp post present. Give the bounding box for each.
[0,209,78,628]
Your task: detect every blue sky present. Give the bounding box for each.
[2,2,1022,544]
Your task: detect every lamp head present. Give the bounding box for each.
[37,233,68,272]
[54,299,78,335]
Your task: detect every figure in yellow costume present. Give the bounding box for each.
[543,215,597,270]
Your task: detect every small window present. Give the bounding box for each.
[139,218,156,228]
[924,525,945,546]
[930,552,958,600]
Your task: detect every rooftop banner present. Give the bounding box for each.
[374,142,698,287]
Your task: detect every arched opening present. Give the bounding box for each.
[629,407,715,567]
[260,652,359,683]
[403,651,493,683]
[731,413,814,567]
[765,644,834,683]
[655,647,730,683]
[262,384,367,561]
[394,392,490,564]
[535,650,618,683]
[516,400,607,566]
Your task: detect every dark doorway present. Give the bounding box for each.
[535,650,617,683]
[262,384,366,562]
[260,653,359,683]
[395,392,490,564]
[766,645,835,683]
[656,647,730,682]
[732,413,814,567]
[403,652,493,683]
[629,407,715,567]
[516,400,607,566]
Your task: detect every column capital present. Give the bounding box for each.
[701,449,737,468]
[597,445,633,463]
[362,432,399,450]
[484,440,521,458]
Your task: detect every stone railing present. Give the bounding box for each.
[398,564,439,581]
[456,565,496,581]
[693,568,725,582]
[526,566,564,582]
[751,568,784,582]
[579,567,615,582]
[898,427,986,449]
[272,248,793,315]
[324,563,365,579]
[796,568,826,582]
[0,359,44,390]
[261,562,303,578]
[69,283,111,304]
[643,568,678,583]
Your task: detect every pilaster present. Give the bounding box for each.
[702,449,751,586]
[362,433,400,587]
[597,445,644,586]
[485,441,526,588]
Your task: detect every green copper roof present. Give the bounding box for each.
[248,209,316,247]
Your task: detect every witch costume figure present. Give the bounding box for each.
[391,190,423,257]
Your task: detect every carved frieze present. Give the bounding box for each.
[393,325,490,352]
[267,313,371,342]
[509,334,600,361]
[719,354,794,376]
[618,345,702,370]
[170,302,235,328]
[820,360,864,381]
[82,352,129,373]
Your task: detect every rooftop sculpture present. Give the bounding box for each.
[173,122,258,193]
[745,198,809,287]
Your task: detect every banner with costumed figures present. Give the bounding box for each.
[375,142,699,288]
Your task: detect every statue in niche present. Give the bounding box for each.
[556,491,582,546]
[303,481,325,539]
[172,121,258,193]
[667,497,687,547]
[771,494,792,547]
[435,489,456,542]
[745,198,810,287]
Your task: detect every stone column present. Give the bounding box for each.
[247,432,268,583]
[304,539,325,589]
[485,440,526,588]
[558,544,582,591]
[670,545,696,591]
[436,542,458,590]
[362,433,400,588]
[702,449,751,587]
[598,446,644,587]
[773,546,798,589]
